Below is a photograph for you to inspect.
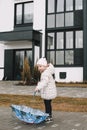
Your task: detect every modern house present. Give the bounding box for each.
[0,0,86,83]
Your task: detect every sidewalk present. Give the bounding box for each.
[0,81,87,98]
[0,81,87,130]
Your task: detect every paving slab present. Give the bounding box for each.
[0,107,87,130]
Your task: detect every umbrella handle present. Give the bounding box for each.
[33,91,36,96]
[33,90,40,96]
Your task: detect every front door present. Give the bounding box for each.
[4,50,14,80]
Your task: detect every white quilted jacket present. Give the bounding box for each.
[36,63,57,100]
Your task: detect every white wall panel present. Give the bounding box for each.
[0,70,4,80]
[0,0,14,32]
[55,67,83,82]
[4,41,32,49]
[0,44,4,67]
[33,0,45,57]
[34,46,40,64]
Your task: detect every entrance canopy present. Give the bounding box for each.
[0,27,41,45]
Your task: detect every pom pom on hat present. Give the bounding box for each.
[37,57,47,66]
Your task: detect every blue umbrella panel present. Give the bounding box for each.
[11,104,49,124]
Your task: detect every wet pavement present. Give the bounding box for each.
[0,81,87,130]
[0,107,87,130]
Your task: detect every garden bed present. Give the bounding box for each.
[0,94,87,112]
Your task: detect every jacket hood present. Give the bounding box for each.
[47,63,55,75]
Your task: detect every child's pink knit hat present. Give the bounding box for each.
[37,57,47,66]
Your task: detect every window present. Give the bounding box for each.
[65,12,74,26]
[46,0,83,66]
[46,30,83,66]
[65,50,74,65]
[56,32,64,49]
[75,31,83,48]
[66,32,73,49]
[47,51,55,64]
[16,4,22,24]
[47,0,55,13]
[47,33,55,64]
[46,0,83,28]
[26,50,32,66]
[66,0,73,11]
[15,2,33,26]
[47,33,55,49]
[15,50,32,80]
[56,0,64,12]
[47,15,55,28]
[56,51,64,65]
[24,3,33,23]
[56,13,64,27]
[75,0,83,10]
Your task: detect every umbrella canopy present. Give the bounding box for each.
[11,104,49,124]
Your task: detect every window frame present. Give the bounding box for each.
[46,30,83,67]
[46,0,83,29]
[46,0,83,67]
[14,1,33,27]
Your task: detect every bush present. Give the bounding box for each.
[20,58,40,85]
[32,65,40,83]
[21,57,31,85]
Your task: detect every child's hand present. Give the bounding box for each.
[34,87,40,94]
[35,87,39,93]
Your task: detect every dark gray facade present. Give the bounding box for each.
[83,0,87,80]
[45,0,87,82]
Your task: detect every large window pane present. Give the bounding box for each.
[65,50,74,65]
[15,51,24,79]
[16,4,22,24]
[66,32,73,49]
[47,14,55,28]
[47,33,55,49]
[26,50,32,67]
[56,13,64,27]
[47,51,55,64]
[16,51,24,68]
[75,49,83,65]
[47,0,55,13]
[24,3,33,23]
[75,0,83,10]
[65,12,73,26]
[66,0,73,11]
[56,51,64,65]
[56,32,64,49]
[57,0,64,12]
[75,31,83,48]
